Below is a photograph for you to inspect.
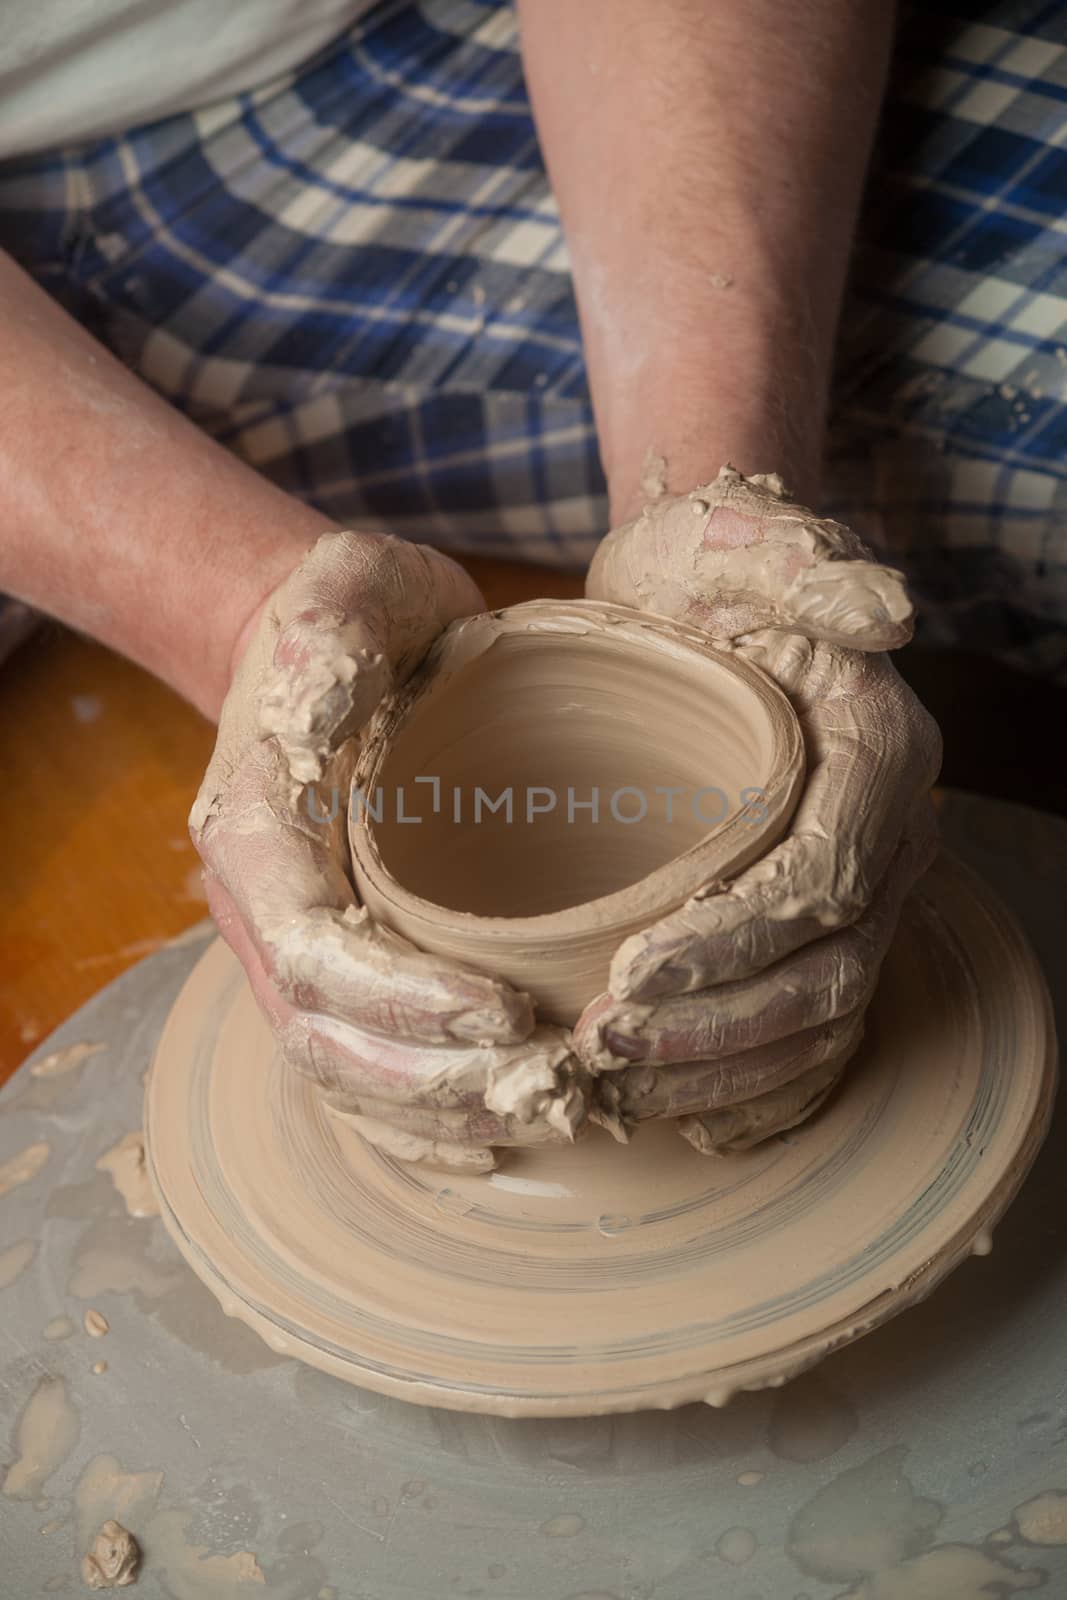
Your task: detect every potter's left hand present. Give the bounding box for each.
[574,466,942,1152]
[191,531,584,1174]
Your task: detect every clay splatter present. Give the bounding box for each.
[833,1545,1042,1597]
[788,1448,942,1583]
[1014,1490,1067,1546]
[82,1519,141,1589]
[716,1526,757,1566]
[95,1132,160,1219]
[788,1446,1046,1597]
[0,1141,50,1199]
[769,1370,858,1463]
[30,1041,105,1078]
[74,1454,162,1554]
[0,1238,36,1287]
[541,1513,585,1537]
[2,1377,80,1500]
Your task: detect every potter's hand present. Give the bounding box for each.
[191,531,584,1174]
[575,466,942,1152]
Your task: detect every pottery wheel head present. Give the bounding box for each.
[145,853,1055,1417]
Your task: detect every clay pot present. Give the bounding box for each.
[349,601,804,1025]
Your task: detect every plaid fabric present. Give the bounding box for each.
[831,0,1067,678]
[0,0,1065,677]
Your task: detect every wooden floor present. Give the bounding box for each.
[2,553,1062,1088]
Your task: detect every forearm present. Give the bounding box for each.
[0,253,332,718]
[518,0,895,520]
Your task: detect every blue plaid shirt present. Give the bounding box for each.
[0,0,1064,677]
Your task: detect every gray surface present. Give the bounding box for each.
[0,790,1065,1600]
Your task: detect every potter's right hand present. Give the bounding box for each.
[191,531,584,1174]
[576,467,942,1151]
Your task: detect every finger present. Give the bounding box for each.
[339,1115,498,1175]
[215,876,586,1152]
[206,872,523,1062]
[209,874,578,1135]
[321,1091,580,1152]
[576,822,929,1069]
[676,1044,853,1156]
[611,654,941,1002]
[200,743,533,1044]
[601,1010,866,1122]
[297,1013,586,1139]
[587,464,913,650]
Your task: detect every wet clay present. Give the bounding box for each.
[2,1376,80,1499]
[1014,1491,1067,1545]
[73,1454,274,1597]
[145,852,1055,1416]
[75,1454,162,1557]
[350,600,804,1025]
[0,1140,50,1198]
[96,1132,160,1219]
[30,1041,105,1078]
[82,1520,141,1589]
[788,1446,1046,1597]
[0,1237,36,1287]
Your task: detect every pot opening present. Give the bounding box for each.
[359,630,771,920]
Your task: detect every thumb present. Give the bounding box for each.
[248,530,483,788]
[588,464,913,651]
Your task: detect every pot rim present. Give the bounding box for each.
[349,599,804,944]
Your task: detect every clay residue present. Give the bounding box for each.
[540,1513,585,1537]
[0,1140,50,1198]
[31,1040,105,1078]
[43,1315,75,1341]
[142,1511,266,1594]
[2,1376,80,1499]
[833,1546,1043,1597]
[1014,1490,1067,1545]
[82,1520,141,1589]
[76,1460,275,1597]
[68,1217,184,1301]
[75,1461,277,1598]
[96,1132,160,1218]
[588,464,914,651]
[0,1237,36,1287]
[66,1206,285,1376]
[716,1526,757,1566]
[768,1370,858,1462]
[638,446,668,502]
[788,1446,1045,1598]
[75,1454,163,1554]
[788,1448,942,1583]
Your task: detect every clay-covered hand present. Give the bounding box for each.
[575,466,942,1152]
[191,531,584,1174]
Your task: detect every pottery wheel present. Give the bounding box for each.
[145,848,1055,1419]
[4,792,1067,1596]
